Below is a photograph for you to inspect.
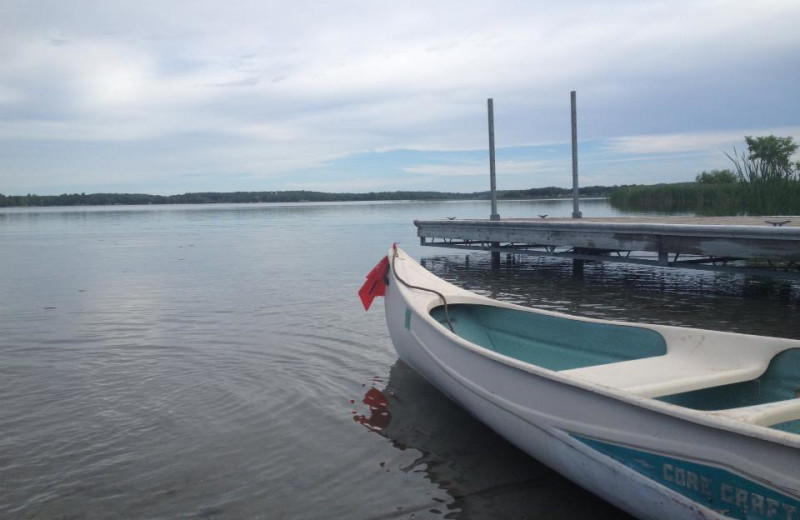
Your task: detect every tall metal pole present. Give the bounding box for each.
[488,98,500,221]
[570,91,582,219]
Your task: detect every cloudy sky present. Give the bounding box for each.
[1,0,798,195]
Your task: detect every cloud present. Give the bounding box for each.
[0,0,799,194]
[404,159,568,177]
[605,127,800,155]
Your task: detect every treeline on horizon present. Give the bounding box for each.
[0,185,616,208]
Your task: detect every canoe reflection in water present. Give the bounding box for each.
[354,360,631,519]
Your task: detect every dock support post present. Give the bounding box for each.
[488,98,501,268]
[487,98,500,222]
[572,246,585,276]
[572,259,585,277]
[570,91,582,219]
[491,242,501,269]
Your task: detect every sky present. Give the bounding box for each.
[0,0,798,196]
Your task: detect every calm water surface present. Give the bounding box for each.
[1,200,798,519]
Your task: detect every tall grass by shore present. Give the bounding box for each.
[612,136,800,216]
[609,182,800,216]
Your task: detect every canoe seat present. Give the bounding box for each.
[655,348,800,408]
[711,399,800,434]
[562,356,766,398]
[566,348,800,404]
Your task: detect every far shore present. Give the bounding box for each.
[0,186,616,208]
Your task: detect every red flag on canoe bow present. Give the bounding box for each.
[359,256,389,311]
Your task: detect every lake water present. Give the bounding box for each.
[2,199,799,520]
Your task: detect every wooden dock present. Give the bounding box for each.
[415,216,800,280]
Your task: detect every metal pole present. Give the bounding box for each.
[488,98,500,221]
[570,90,582,219]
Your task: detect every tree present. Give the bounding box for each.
[728,135,799,184]
[744,135,799,170]
[695,169,737,184]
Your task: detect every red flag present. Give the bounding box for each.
[359,256,389,311]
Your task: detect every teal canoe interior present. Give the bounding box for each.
[771,419,800,435]
[429,304,667,371]
[656,348,800,433]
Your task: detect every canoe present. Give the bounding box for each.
[360,245,800,520]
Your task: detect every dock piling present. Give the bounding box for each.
[570,91,583,274]
[487,98,501,268]
[487,98,500,222]
[570,91,582,220]
[572,259,585,277]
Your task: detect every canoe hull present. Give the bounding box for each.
[383,249,800,520]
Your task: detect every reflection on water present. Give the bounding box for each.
[354,387,392,431]
[421,253,800,339]
[354,361,630,519]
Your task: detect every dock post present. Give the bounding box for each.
[570,91,583,274]
[487,98,500,222]
[572,259,585,277]
[572,247,585,277]
[570,91,582,219]
[487,98,501,268]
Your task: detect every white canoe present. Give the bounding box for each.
[364,246,800,520]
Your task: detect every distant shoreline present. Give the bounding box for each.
[0,186,618,208]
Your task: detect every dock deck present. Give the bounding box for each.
[415,216,800,279]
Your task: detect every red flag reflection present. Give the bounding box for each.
[353,387,391,431]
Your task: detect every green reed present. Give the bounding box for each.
[609,183,744,216]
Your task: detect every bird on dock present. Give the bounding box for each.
[765,219,791,227]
